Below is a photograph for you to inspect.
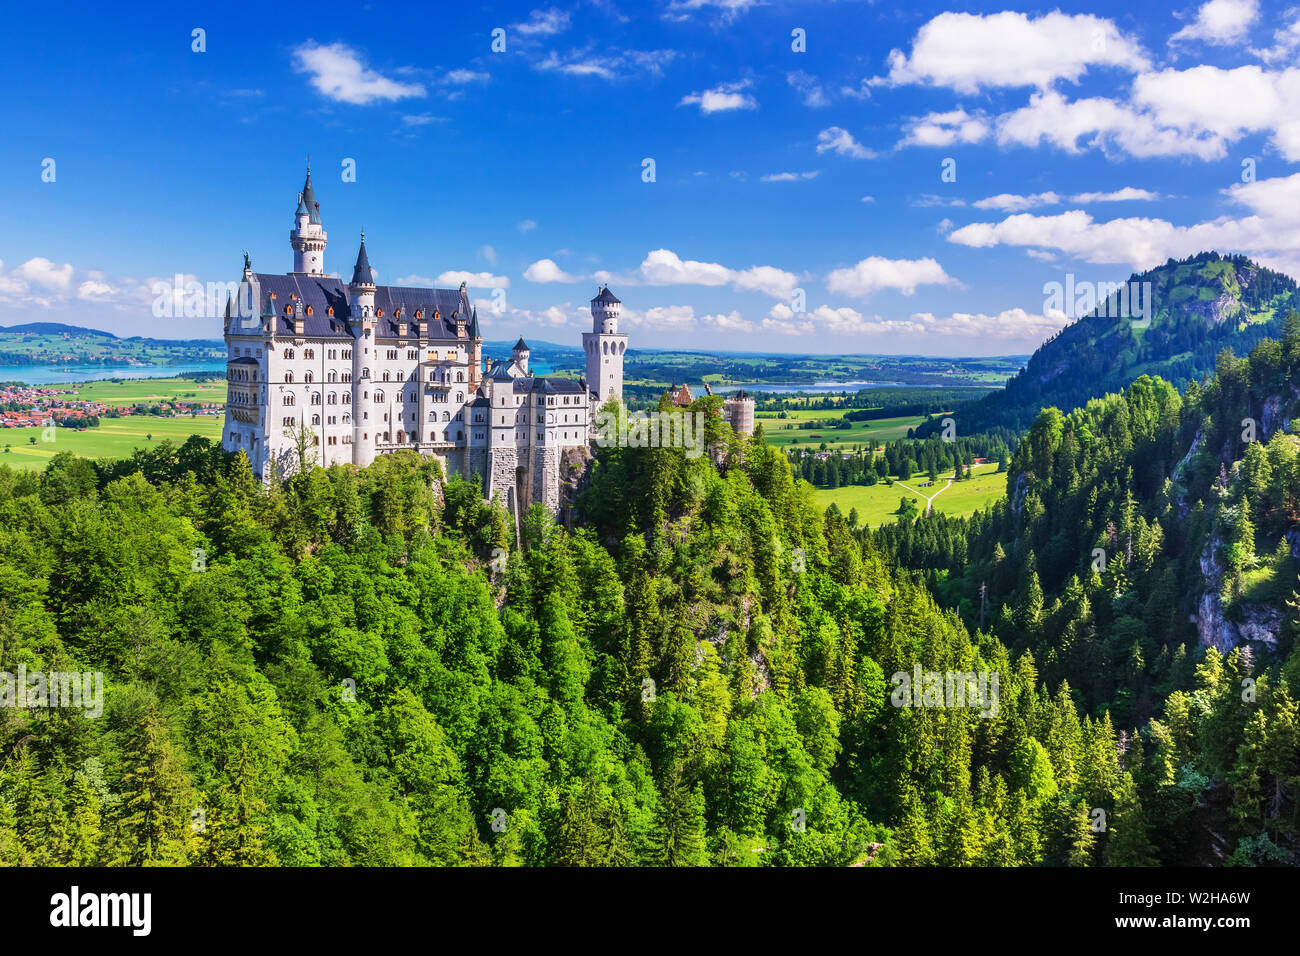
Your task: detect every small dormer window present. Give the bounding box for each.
[284,305,293,315]
[327,306,334,316]
[290,293,298,301]
[415,309,423,319]
[377,308,384,318]
[305,305,314,316]
[394,309,401,319]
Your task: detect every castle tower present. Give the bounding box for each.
[290,167,327,275]
[349,233,377,468]
[468,307,483,387]
[583,285,627,404]
[512,337,531,376]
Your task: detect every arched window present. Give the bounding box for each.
[328,392,337,405]
[305,306,314,316]
[304,349,314,359]
[342,372,352,383]
[327,370,337,382]
[304,371,313,383]
[361,367,370,379]
[283,348,294,359]
[311,414,320,425]
[382,371,391,382]
[343,393,351,404]
[396,430,405,443]
[441,411,450,422]
[310,392,320,405]
[283,395,294,406]
[374,390,385,403]
[285,372,294,383]
[327,306,334,317]
[456,370,464,382]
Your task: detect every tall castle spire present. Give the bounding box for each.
[290,166,327,275]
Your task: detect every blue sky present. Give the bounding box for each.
[2,0,1298,355]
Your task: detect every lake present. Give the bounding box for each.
[712,380,927,394]
[0,363,228,385]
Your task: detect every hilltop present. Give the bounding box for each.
[924,252,1300,435]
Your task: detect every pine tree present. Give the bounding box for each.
[118,703,195,865]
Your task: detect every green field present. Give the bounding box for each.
[60,376,227,405]
[757,409,931,450]
[812,463,1008,527]
[0,415,223,470]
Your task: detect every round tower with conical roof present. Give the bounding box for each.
[583,285,628,404]
[290,167,327,275]
[350,233,378,468]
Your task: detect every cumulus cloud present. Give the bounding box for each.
[15,257,74,291]
[518,219,538,233]
[292,41,425,104]
[875,11,1149,93]
[946,170,1300,274]
[395,271,508,289]
[523,259,581,283]
[760,171,820,182]
[611,248,799,298]
[816,126,877,159]
[761,301,1066,340]
[973,192,1063,212]
[825,256,956,299]
[1170,0,1259,47]
[899,109,990,148]
[679,80,757,114]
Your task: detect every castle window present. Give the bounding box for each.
[283,395,294,406]
[306,306,314,316]
[285,372,294,383]
[361,368,370,379]
[310,392,320,405]
[442,411,450,422]
[343,393,351,404]
[376,308,384,318]
[305,349,314,360]
[328,306,334,317]
[397,431,405,443]
[311,414,320,425]
[327,370,337,382]
[304,371,313,383]
[382,371,391,382]
[342,372,352,383]
[375,390,385,403]
[328,392,337,405]
[283,349,294,359]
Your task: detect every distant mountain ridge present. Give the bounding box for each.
[926,252,1300,435]
[0,322,118,338]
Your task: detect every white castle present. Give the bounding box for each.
[222,170,627,513]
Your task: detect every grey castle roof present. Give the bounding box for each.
[592,286,620,305]
[513,337,529,352]
[468,307,481,338]
[512,376,587,395]
[351,239,375,287]
[300,172,321,225]
[243,272,471,340]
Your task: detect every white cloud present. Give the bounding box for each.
[523,259,581,283]
[1251,16,1300,62]
[443,69,490,85]
[875,11,1149,93]
[816,126,877,160]
[825,256,955,298]
[623,305,699,330]
[946,170,1300,274]
[479,244,498,266]
[402,113,445,126]
[16,257,74,291]
[761,302,1065,340]
[973,192,1063,212]
[512,8,571,36]
[700,310,754,332]
[1070,187,1162,203]
[613,248,799,298]
[760,171,820,182]
[401,271,508,289]
[536,48,677,80]
[664,0,763,23]
[76,280,117,301]
[679,80,757,114]
[518,219,538,233]
[1170,0,1259,47]
[292,42,425,104]
[787,70,828,108]
[899,108,990,148]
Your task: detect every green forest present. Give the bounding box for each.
[1,322,1298,866]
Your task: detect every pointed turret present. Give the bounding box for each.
[351,234,375,289]
[290,167,327,274]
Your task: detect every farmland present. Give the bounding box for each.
[811,462,1007,527]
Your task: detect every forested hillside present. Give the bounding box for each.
[1,344,1297,865]
[923,252,1300,435]
[881,314,1300,864]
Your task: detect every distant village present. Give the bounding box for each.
[0,384,222,429]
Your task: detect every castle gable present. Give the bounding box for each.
[249,272,469,340]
